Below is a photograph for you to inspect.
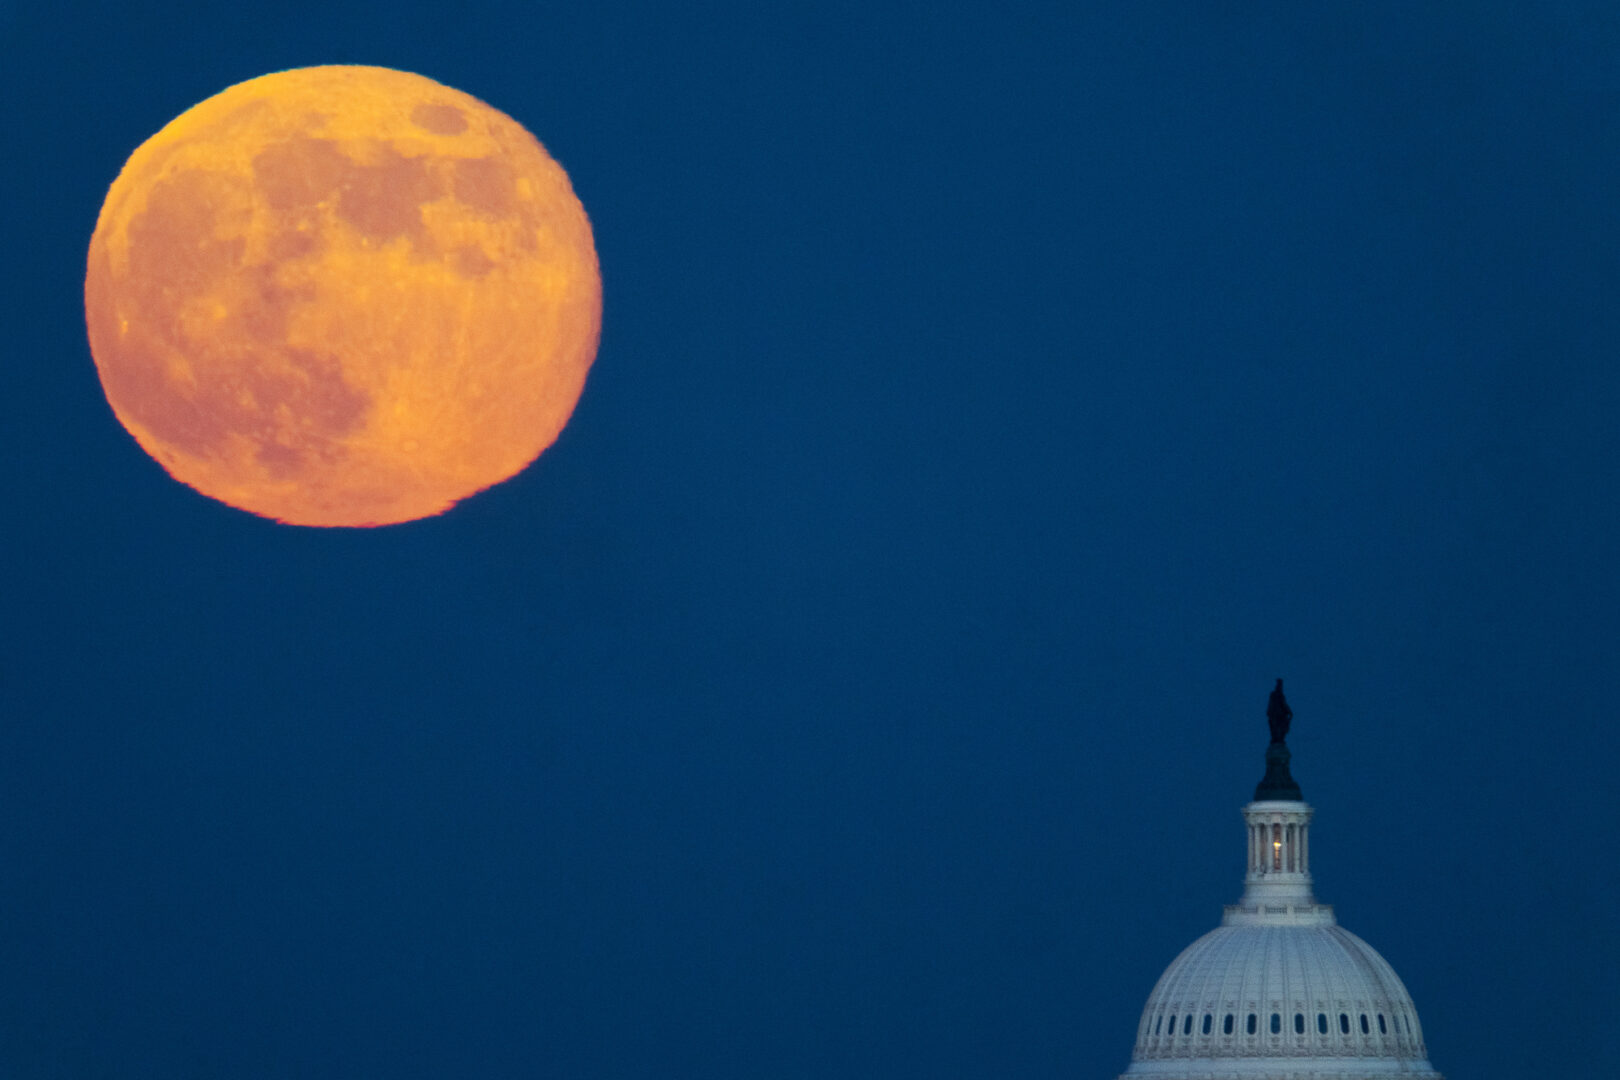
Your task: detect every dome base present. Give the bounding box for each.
[1121,1058,1442,1080]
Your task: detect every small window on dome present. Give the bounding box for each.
[1270,1013,1281,1034]
[1247,1013,1257,1035]
[1183,1014,1193,1036]
[1377,1013,1387,1034]
[1166,1014,1175,1036]
[1339,1013,1350,1034]
[1202,1014,1212,1035]
[1224,1014,1234,1035]
[1317,1013,1328,1034]
[1293,1013,1304,1034]
[1153,1016,1161,1035]
[1360,1014,1370,1034]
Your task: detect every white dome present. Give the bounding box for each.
[1117,690,1443,1080]
[1122,923,1441,1079]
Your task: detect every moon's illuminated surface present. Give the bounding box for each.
[85,66,601,526]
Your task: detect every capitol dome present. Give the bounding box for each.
[1119,681,1443,1080]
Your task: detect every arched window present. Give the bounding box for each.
[1223,1014,1234,1035]
[1167,1014,1176,1036]
[1270,1013,1281,1034]
[1339,1013,1350,1034]
[1202,1014,1212,1035]
[1247,1013,1257,1035]
[1293,1013,1304,1034]
[1183,1014,1193,1036]
[1377,1014,1387,1034]
[1317,1013,1328,1034]
[1153,1016,1162,1035]
[1360,1014,1370,1034]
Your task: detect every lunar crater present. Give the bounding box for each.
[411,102,468,135]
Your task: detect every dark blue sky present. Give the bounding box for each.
[3,2,1617,1077]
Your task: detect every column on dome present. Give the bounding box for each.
[1234,801,1320,914]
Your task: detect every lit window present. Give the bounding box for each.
[1339,1013,1350,1034]
[1317,1013,1328,1034]
[1223,1014,1234,1035]
[1202,1014,1212,1035]
[1361,1014,1370,1034]
[1270,1013,1281,1034]
[1377,1014,1387,1034]
[1293,1013,1304,1034]
[1247,1013,1257,1035]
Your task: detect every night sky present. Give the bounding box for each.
[4,2,1618,1078]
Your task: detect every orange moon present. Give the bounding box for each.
[84,66,601,527]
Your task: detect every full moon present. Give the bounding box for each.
[85,66,601,526]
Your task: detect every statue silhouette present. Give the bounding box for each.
[1266,678,1292,744]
